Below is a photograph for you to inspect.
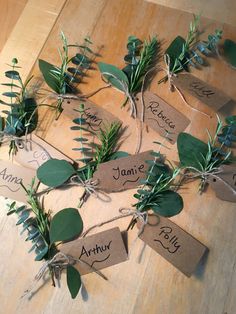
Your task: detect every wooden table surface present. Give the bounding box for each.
[0,1,236,313]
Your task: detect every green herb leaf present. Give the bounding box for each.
[177,132,208,170]
[37,159,76,187]
[5,70,20,80]
[67,265,81,299]
[49,208,83,243]
[223,39,236,68]
[152,190,183,217]
[38,59,60,93]
[165,36,186,70]
[98,62,129,92]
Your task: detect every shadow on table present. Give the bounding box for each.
[193,248,209,280]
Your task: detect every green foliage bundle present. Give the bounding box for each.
[38,32,95,113]
[7,178,84,299]
[0,58,37,155]
[132,148,183,222]
[36,113,127,206]
[98,35,159,117]
[159,15,222,83]
[177,115,236,192]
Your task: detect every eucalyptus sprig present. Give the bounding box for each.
[98,35,159,117]
[6,178,84,298]
[38,32,95,114]
[159,15,222,83]
[177,115,236,193]
[0,58,38,155]
[36,118,128,207]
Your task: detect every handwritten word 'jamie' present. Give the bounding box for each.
[146,101,176,129]
[189,81,215,98]
[154,226,181,254]
[112,164,145,180]
[0,168,22,185]
[81,108,103,131]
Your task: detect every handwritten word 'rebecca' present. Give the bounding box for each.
[146,101,176,129]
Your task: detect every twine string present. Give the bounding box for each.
[162,54,211,118]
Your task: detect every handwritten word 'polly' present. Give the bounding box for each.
[154,226,181,254]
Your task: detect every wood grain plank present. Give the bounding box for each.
[0,1,236,313]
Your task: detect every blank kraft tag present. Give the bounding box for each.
[208,164,236,202]
[136,91,190,143]
[61,227,128,275]
[0,160,36,203]
[138,215,208,277]
[15,134,74,169]
[172,73,231,111]
[62,99,121,133]
[92,151,153,192]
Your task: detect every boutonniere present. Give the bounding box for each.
[177,115,236,200]
[38,32,99,116]
[159,15,222,84]
[98,35,159,119]
[0,58,38,155]
[7,178,84,299]
[36,116,127,207]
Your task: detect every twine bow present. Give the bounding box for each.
[22,252,107,299]
[162,54,211,118]
[184,166,236,195]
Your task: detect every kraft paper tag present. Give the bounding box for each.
[208,164,236,202]
[136,92,190,143]
[172,74,231,111]
[138,215,208,277]
[61,227,128,275]
[0,160,36,203]
[62,99,121,133]
[93,151,153,192]
[14,134,73,170]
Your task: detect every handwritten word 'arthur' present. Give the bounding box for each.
[79,241,112,259]
[189,81,215,98]
[0,168,22,185]
[112,164,145,180]
[147,101,176,129]
[154,226,181,254]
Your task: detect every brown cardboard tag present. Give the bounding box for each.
[62,99,121,133]
[60,227,128,275]
[14,134,74,170]
[208,164,236,202]
[172,74,231,111]
[136,92,190,143]
[0,160,36,203]
[92,151,153,192]
[138,215,208,277]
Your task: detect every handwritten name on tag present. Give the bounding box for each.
[208,165,236,202]
[0,161,36,203]
[61,227,128,275]
[14,134,73,170]
[93,151,153,192]
[136,92,190,143]
[62,99,121,133]
[138,215,208,277]
[172,74,231,111]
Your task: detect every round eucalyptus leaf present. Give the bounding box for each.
[67,265,81,299]
[49,208,83,244]
[37,159,76,187]
[152,190,183,217]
